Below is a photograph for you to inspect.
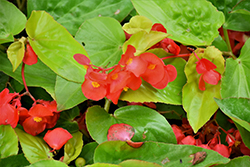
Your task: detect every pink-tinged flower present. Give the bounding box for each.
[43,128,73,151]
[22,104,54,136]
[119,45,147,77]
[0,88,20,128]
[73,54,91,69]
[23,44,38,65]
[106,89,123,105]
[160,38,180,55]
[81,67,107,101]
[151,23,167,33]
[126,72,142,91]
[140,52,165,85]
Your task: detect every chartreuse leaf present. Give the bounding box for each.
[63,131,83,164]
[0,0,27,44]
[86,105,176,144]
[122,31,168,56]
[7,37,26,72]
[94,141,230,166]
[120,57,186,105]
[0,125,18,158]
[0,153,30,167]
[131,0,225,45]
[214,156,250,167]
[85,163,120,167]
[79,142,98,165]
[221,38,250,98]
[26,11,87,83]
[75,17,125,68]
[123,15,153,34]
[119,160,161,167]
[55,75,86,111]
[26,159,68,167]
[27,0,134,36]
[215,98,250,132]
[14,128,53,163]
[182,47,225,133]
[0,51,56,99]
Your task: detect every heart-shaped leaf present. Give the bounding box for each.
[182,46,225,133]
[26,11,87,83]
[86,105,176,144]
[0,0,27,44]
[0,125,18,158]
[75,17,125,68]
[131,0,225,45]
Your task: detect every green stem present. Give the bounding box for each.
[223,28,237,59]
[104,98,111,113]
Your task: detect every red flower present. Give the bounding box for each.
[195,54,221,91]
[22,104,54,136]
[73,53,91,69]
[43,128,73,151]
[23,44,38,65]
[0,88,20,128]
[151,23,167,33]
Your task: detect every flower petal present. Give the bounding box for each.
[203,70,221,85]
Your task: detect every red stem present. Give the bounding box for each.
[161,53,191,60]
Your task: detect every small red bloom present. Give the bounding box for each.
[180,136,196,145]
[160,38,180,55]
[73,54,91,69]
[43,128,73,151]
[23,44,38,65]
[172,124,185,144]
[212,144,230,158]
[151,23,167,33]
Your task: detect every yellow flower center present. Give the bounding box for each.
[148,63,156,70]
[123,86,129,91]
[83,65,89,70]
[34,117,42,122]
[92,81,100,88]
[126,58,133,65]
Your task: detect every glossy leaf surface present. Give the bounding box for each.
[0,153,30,167]
[26,159,68,167]
[131,0,225,45]
[26,11,87,83]
[214,156,250,167]
[75,17,125,68]
[79,142,99,165]
[86,105,176,144]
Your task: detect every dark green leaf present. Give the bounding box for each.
[0,154,30,167]
[155,103,186,120]
[79,142,98,165]
[214,155,250,167]
[86,105,176,144]
[75,17,125,68]
[0,71,9,92]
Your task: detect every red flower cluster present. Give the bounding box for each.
[172,118,250,158]
[74,45,177,104]
[19,100,60,136]
[194,53,221,91]
[0,88,21,128]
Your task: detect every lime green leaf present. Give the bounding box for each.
[55,75,87,111]
[94,141,230,166]
[0,0,27,44]
[0,51,56,99]
[131,0,225,45]
[120,57,186,105]
[26,11,87,83]
[0,125,18,158]
[79,142,98,165]
[123,31,168,56]
[75,17,125,68]
[63,131,83,164]
[211,35,229,52]
[86,105,176,144]
[54,107,80,133]
[123,16,153,34]
[27,0,134,36]
[221,38,250,98]
[214,156,250,167]
[120,159,161,167]
[0,153,30,167]
[14,128,53,163]
[7,37,26,72]
[26,159,68,167]
[85,163,120,167]
[215,98,250,132]
[182,47,225,133]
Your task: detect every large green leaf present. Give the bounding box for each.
[215,98,250,132]
[119,160,161,167]
[0,51,56,98]
[0,153,30,167]
[26,160,68,167]
[120,57,186,105]
[94,141,230,166]
[14,128,53,163]
[75,17,125,68]
[86,105,176,144]
[182,47,225,133]
[221,38,250,98]
[79,142,98,165]
[26,11,87,83]
[0,0,27,44]
[27,0,134,36]
[131,0,225,46]
[55,75,86,111]
[0,125,18,158]
[214,156,250,167]
[63,131,83,164]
